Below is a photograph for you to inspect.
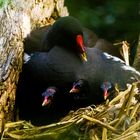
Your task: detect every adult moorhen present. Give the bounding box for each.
[23,46,140,97]
[24,16,124,61]
[25,16,88,62]
[17,16,139,123]
[17,39,140,124]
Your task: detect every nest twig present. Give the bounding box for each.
[1,83,140,140]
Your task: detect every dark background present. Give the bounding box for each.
[65,0,140,44]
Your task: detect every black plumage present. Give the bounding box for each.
[22,46,140,107]
[24,16,87,62]
[24,16,124,61]
[69,79,116,105]
[16,71,73,125]
[24,46,140,88]
[16,16,140,124]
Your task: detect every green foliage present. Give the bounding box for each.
[0,0,11,8]
[65,0,140,42]
[0,0,4,8]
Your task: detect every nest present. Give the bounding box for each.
[1,83,140,140]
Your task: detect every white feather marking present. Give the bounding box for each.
[24,53,31,64]
[103,52,140,76]
[103,52,125,64]
[121,65,140,76]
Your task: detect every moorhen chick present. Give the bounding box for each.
[42,86,57,106]
[41,86,72,108]
[16,75,73,125]
[69,79,116,105]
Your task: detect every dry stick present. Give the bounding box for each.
[6,133,22,140]
[122,41,130,66]
[117,84,135,118]
[114,131,138,140]
[113,41,130,65]
[5,121,28,128]
[0,128,8,140]
[109,85,132,106]
[109,118,119,126]
[91,134,99,140]
[7,131,58,140]
[95,110,108,119]
[125,84,136,115]
[117,98,128,119]
[122,120,140,135]
[89,128,100,140]
[94,135,99,140]
[76,118,84,124]
[6,119,75,136]
[130,103,140,121]
[114,115,126,128]
[82,115,119,134]
[6,121,74,139]
[102,127,107,140]
[34,119,75,131]
[102,118,108,140]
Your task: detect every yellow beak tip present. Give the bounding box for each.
[81,52,87,62]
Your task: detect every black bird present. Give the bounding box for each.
[25,16,88,62]
[16,40,140,125]
[24,16,125,61]
[17,16,140,124]
[16,74,73,125]
[69,79,90,100]
[100,81,115,101]
[69,79,116,105]
[23,46,140,99]
[41,86,72,108]
[22,32,140,101]
[26,16,139,66]
[42,86,57,107]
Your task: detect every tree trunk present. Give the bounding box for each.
[133,35,140,72]
[0,0,68,133]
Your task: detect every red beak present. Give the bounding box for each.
[42,98,51,106]
[69,87,80,93]
[76,35,87,62]
[104,89,109,100]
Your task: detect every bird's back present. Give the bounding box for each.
[77,47,140,91]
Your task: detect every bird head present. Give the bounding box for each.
[48,16,87,62]
[42,87,57,106]
[100,81,114,100]
[69,79,89,99]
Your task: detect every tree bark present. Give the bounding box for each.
[133,35,140,72]
[0,0,68,132]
